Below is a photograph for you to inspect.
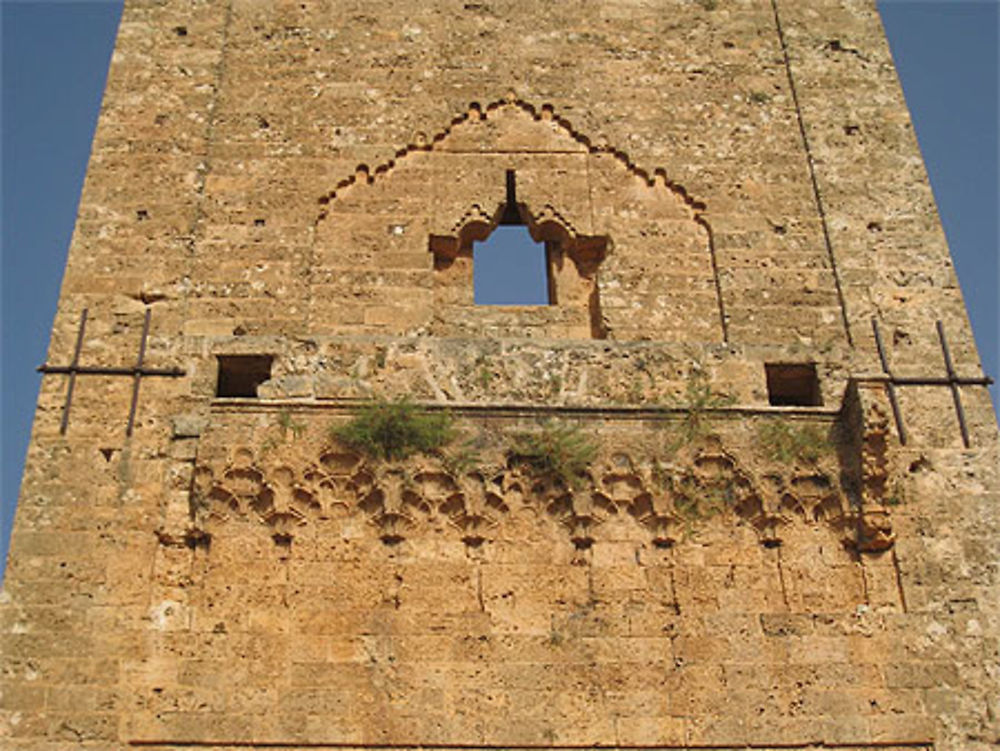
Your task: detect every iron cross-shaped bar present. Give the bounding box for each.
[869,318,993,448]
[38,308,185,436]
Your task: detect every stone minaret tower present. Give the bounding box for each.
[2,2,997,749]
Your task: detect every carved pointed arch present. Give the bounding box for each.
[315,96,710,220]
[429,180,611,338]
[311,97,727,343]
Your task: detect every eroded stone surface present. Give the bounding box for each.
[2,1,997,750]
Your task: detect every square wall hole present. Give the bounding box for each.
[765,363,821,406]
[216,355,273,398]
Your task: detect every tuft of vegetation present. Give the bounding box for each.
[260,435,281,455]
[474,353,495,390]
[672,373,735,445]
[662,472,735,527]
[757,421,827,464]
[332,397,454,461]
[277,408,306,440]
[651,457,671,490]
[883,481,905,507]
[508,421,598,488]
[627,378,644,403]
[748,91,771,105]
[441,434,490,476]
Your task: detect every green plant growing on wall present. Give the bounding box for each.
[441,432,494,476]
[651,457,671,490]
[670,373,735,447]
[670,475,735,526]
[277,408,306,440]
[508,421,598,489]
[474,353,495,390]
[882,480,906,507]
[332,397,455,461]
[547,628,564,647]
[627,378,644,404]
[757,420,827,464]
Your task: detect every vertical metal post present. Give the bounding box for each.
[126,308,152,436]
[936,320,971,448]
[59,309,89,435]
[870,319,907,445]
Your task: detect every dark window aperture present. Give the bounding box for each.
[216,355,272,397]
[765,363,822,406]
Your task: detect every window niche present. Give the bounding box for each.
[216,355,273,398]
[765,363,822,407]
[430,170,608,338]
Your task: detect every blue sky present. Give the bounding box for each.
[1,1,998,572]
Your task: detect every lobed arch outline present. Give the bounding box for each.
[313,94,729,342]
[442,200,585,243]
[431,200,598,265]
[429,195,611,339]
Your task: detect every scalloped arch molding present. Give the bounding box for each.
[311,97,727,342]
[316,97,709,216]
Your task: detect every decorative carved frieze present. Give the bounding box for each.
[190,433,870,551]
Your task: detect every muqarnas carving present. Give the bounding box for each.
[189,430,878,551]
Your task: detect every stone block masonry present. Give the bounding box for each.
[1,1,997,750]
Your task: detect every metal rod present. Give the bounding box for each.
[38,365,185,376]
[936,320,971,448]
[871,318,907,445]
[871,318,891,372]
[499,169,522,225]
[39,308,184,438]
[126,308,152,436]
[59,309,88,435]
[853,374,993,387]
[772,0,854,347]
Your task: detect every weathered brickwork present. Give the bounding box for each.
[2,1,997,750]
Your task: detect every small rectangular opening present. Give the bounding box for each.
[216,355,272,398]
[765,363,821,407]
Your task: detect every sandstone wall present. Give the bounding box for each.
[2,1,997,750]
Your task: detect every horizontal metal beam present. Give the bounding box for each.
[853,374,993,387]
[38,365,185,377]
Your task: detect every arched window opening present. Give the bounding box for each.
[428,168,610,338]
[474,170,551,305]
[474,225,551,305]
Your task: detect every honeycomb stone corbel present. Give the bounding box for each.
[841,382,897,552]
[356,464,430,545]
[189,426,857,551]
[440,469,509,546]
